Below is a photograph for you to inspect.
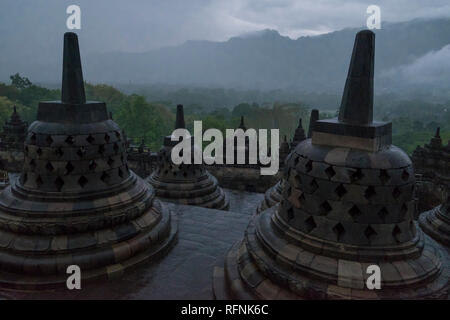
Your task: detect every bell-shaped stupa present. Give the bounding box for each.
[213,30,449,299]
[0,33,177,289]
[257,114,312,214]
[1,106,28,150]
[147,105,229,210]
[290,117,306,149]
[420,194,450,246]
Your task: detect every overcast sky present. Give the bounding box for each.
[1,0,450,54]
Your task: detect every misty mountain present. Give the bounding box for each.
[3,18,450,94]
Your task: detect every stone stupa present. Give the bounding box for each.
[417,127,450,246]
[213,30,449,299]
[256,113,314,214]
[0,32,177,289]
[147,105,229,210]
[1,106,28,150]
[290,117,306,149]
[420,194,450,246]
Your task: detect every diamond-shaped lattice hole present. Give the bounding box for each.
[107,157,114,167]
[36,148,42,156]
[65,161,74,175]
[320,201,332,215]
[118,168,123,178]
[304,216,316,233]
[77,147,86,158]
[46,135,53,145]
[348,205,362,221]
[364,186,376,200]
[364,225,377,242]
[287,207,294,220]
[104,133,110,142]
[305,160,313,173]
[24,146,29,155]
[183,171,187,177]
[86,135,95,144]
[378,207,389,222]
[101,172,110,183]
[392,187,401,199]
[36,175,43,187]
[379,169,390,184]
[45,161,54,172]
[55,147,64,157]
[392,225,402,242]
[332,223,345,241]
[65,135,74,145]
[78,176,88,188]
[88,160,97,171]
[113,142,119,153]
[401,169,410,181]
[335,184,347,198]
[310,179,319,193]
[29,159,36,169]
[98,145,105,154]
[350,168,364,182]
[54,176,64,191]
[325,166,336,179]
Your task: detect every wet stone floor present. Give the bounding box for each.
[0,189,264,299]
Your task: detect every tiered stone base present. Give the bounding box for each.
[148,172,229,210]
[256,180,284,214]
[213,207,449,300]
[0,173,178,290]
[419,204,450,246]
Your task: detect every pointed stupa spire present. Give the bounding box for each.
[435,127,441,138]
[61,32,86,104]
[338,30,375,125]
[290,116,307,149]
[307,109,319,138]
[175,104,185,129]
[238,116,247,130]
[13,105,17,114]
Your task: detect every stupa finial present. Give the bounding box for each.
[175,104,185,129]
[61,32,86,104]
[308,109,319,138]
[338,30,375,125]
[239,116,245,129]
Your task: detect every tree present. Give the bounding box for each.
[9,73,32,89]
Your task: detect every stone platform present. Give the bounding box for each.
[0,189,263,299]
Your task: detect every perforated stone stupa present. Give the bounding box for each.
[0,33,177,289]
[0,106,28,150]
[213,30,449,299]
[147,105,229,210]
[257,112,314,214]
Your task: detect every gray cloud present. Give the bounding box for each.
[1,0,450,53]
[383,44,450,88]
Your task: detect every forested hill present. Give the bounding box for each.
[3,18,448,94]
[85,18,450,91]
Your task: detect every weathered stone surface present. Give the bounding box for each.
[0,32,177,289]
[214,30,449,300]
[0,192,260,299]
[147,105,229,210]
